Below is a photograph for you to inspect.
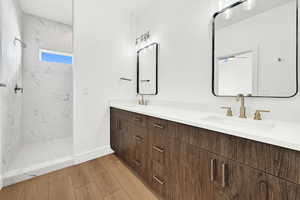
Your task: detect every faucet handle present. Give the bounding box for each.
[221,107,233,117]
[254,110,270,120]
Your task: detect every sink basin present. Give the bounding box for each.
[202,115,275,131]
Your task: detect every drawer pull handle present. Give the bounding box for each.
[153,176,165,185]
[135,136,143,142]
[134,160,142,167]
[153,146,164,153]
[222,163,228,188]
[153,123,164,129]
[134,118,142,122]
[117,120,120,130]
[210,159,216,182]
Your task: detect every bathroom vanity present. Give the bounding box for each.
[110,103,300,200]
[110,2,300,198]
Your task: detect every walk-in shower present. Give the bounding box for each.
[1,0,74,186]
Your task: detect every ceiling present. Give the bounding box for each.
[19,0,73,25]
[18,0,151,26]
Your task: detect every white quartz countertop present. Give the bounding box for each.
[110,101,300,152]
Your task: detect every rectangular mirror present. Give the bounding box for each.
[137,43,159,95]
[213,0,298,97]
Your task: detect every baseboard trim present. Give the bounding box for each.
[3,156,74,187]
[0,175,3,190]
[74,146,114,165]
[2,146,114,187]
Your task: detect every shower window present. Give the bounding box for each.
[39,49,73,64]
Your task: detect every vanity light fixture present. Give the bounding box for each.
[136,31,151,46]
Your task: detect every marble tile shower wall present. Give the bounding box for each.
[21,14,73,144]
[0,0,23,173]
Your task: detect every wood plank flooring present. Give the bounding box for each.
[0,154,158,200]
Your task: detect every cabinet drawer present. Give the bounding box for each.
[111,108,128,119]
[148,117,169,147]
[130,126,147,141]
[236,138,268,171]
[197,128,237,160]
[133,152,147,178]
[129,113,147,127]
[151,145,165,164]
[238,138,300,185]
[151,160,166,197]
[266,145,300,185]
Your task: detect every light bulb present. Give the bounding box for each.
[244,0,256,10]
[224,9,232,19]
[219,0,225,11]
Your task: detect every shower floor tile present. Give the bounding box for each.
[7,137,73,172]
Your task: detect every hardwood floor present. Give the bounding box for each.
[0,154,158,200]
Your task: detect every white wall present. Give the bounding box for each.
[133,0,300,122]
[73,0,300,161]
[21,14,73,144]
[0,0,23,174]
[73,0,136,159]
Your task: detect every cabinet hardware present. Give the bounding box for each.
[222,163,228,188]
[117,120,120,129]
[153,146,164,153]
[135,135,143,142]
[0,83,6,87]
[210,159,216,181]
[153,123,164,129]
[120,77,132,82]
[134,160,142,167]
[140,79,150,83]
[134,117,142,122]
[153,176,165,185]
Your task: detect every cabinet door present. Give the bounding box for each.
[130,125,148,178]
[110,113,118,152]
[110,110,121,154]
[266,174,300,200]
[266,145,300,185]
[118,119,129,161]
[166,138,213,200]
[213,156,268,200]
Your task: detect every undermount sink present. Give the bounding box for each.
[202,115,275,131]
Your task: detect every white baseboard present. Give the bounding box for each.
[74,145,114,165]
[2,146,113,187]
[3,156,74,187]
[0,175,3,190]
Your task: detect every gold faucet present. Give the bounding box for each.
[138,94,148,105]
[236,94,246,118]
[254,110,270,120]
[221,107,233,117]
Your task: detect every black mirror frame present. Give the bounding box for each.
[212,0,299,98]
[137,42,159,95]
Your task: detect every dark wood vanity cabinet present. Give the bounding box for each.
[110,108,300,200]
